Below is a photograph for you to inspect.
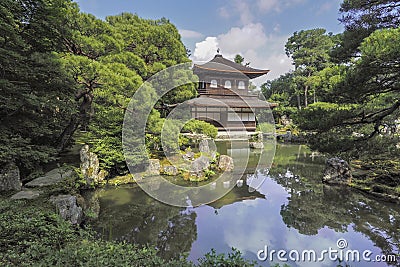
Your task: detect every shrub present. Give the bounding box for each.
[182,119,218,139]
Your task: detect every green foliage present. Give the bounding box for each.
[333,0,400,61]
[39,240,192,267]
[285,28,337,108]
[0,0,77,176]
[0,198,258,267]
[0,199,78,266]
[234,54,244,65]
[197,248,258,267]
[61,10,193,175]
[0,198,193,267]
[257,123,276,133]
[296,28,400,157]
[182,119,218,138]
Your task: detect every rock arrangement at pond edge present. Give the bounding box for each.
[50,195,83,225]
[323,157,352,185]
[80,145,108,187]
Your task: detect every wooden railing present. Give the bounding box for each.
[198,86,249,96]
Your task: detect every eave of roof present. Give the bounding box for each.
[193,54,270,79]
[187,96,278,109]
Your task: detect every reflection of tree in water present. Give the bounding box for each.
[268,145,400,264]
[92,186,197,260]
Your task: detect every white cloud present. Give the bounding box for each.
[256,0,280,12]
[234,1,253,25]
[192,37,219,62]
[257,0,307,12]
[218,6,230,19]
[218,23,267,55]
[179,29,204,39]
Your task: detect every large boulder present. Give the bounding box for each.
[25,168,72,188]
[80,145,107,186]
[0,163,21,191]
[50,194,83,225]
[182,151,195,161]
[218,155,234,172]
[190,156,210,176]
[249,142,264,149]
[11,190,41,200]
[146,159,161,176]
[199,139,211,153]
[323,157,352,184]
[163,165,179,176]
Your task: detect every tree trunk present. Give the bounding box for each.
[297,94,302,110]
[57,90,94,151]
[304,85,309,107]
[57,115,80,151]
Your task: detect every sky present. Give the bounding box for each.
[75,0,344,86]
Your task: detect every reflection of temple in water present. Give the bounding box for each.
[207,174,266,210]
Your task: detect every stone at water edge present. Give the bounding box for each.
[190,156,210,177]
[182,151,195,161]
[0,163,21,191]
[323,157,352,184]
[218,155,234,172]
[49,194,83,225]
[163,165,179,176]
[147,159,161,176]
[199,139,211,153]
[249,142,264,149]
[80,145,107,186]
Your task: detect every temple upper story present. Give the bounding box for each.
[193,54,270,95]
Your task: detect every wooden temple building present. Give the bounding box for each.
[187,54,276,132]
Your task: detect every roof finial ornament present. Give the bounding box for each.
[217,48,220,55]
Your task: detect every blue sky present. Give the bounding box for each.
[75,0,344,85]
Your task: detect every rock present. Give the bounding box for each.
[50,194,83,225]
[323,157,352,185]
[0,163,21,191]
[163,165,179,176]
[11,189,41,200]
[80,145,106,186]
[280,115,292,126]
[249,142,264,149]
[25,168,72,188]
[199,139,210,153]
[182,151,195,161]
[190,156,210,176]
[257,132,263,142]
[80,190,101,220]
[146,159,161,176]
[218,155,234,172]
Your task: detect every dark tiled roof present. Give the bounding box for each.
[193,54,270,79]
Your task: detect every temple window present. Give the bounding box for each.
[224,80,232,89]
[238,81,245,89]
[210,79,218,88]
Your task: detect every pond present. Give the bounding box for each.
[88,144,400,267]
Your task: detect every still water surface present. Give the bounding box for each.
[90,144,400,267]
